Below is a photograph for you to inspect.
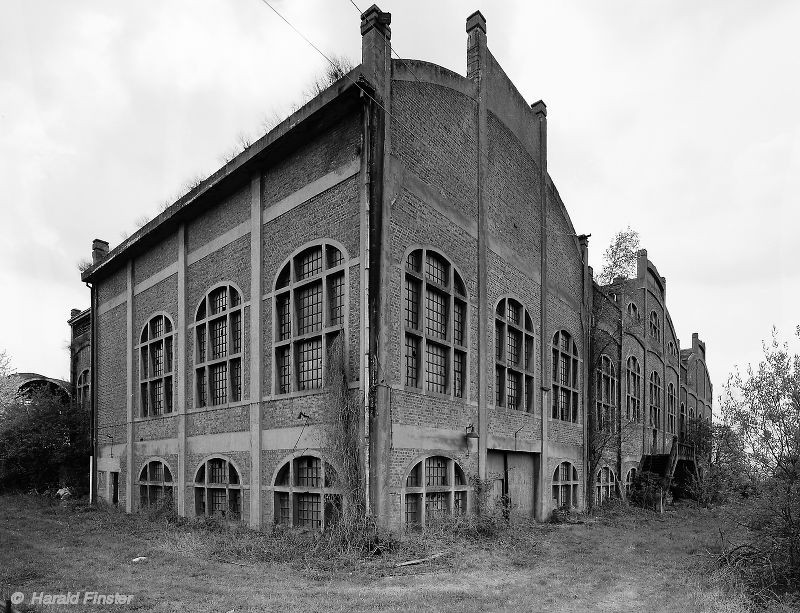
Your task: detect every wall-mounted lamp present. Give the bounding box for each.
[297,411,311,420]
[465,424,479,440]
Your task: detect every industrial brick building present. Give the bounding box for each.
[80,6,711,528]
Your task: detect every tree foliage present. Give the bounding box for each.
[0,349,20,419]
[720,326,800,594]
[597,227,640,285]
[0,388,90,491]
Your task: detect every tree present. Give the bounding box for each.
[0,387,90,491]
[597,227,640,285]
[720,326,800,592]
[0,349,20,419]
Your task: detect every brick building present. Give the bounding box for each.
[80,7,710,528]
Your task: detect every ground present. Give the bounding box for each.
[0,496,759,612]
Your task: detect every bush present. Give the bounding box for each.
[0,388,89,491]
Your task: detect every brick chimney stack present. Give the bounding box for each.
[360,4,391,92]
[466,11,486,81]
[92,239,109,265]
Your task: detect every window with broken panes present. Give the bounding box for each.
[404,249,468,398]
[194,285,243,407]
[273,455,341,530]
[495,298,535,411]
[273,243,347,395]
[139,314,175,416]
[551,330,580,422]
[403,456,469,528]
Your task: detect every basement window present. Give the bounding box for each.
[138,459,174,508]
[194,457,241,520]
[273,455,341,530]
[403,456,469,528]
[552,462,579,508]
[595,466,617,504]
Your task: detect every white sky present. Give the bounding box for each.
[1,0,798,404]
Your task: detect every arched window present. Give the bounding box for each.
[627,303,639,322]
[273,242,347,395]
[273,455,341,530]
[76,369,90,410]
[667,341,677,358]
[595,355,617,432]
[625,468,637,495]
[552,331,580,422]
[195,285,242,407]
[194,457,241,519]
[552,462,579,508]
[403,249,468,398]
[403,456,468,527]
[649,311,661,341]
[689,407,696,439]
[596,466,617,504]
[680,403,686,442]
[495,298,534,411]
[138,459,174,508]
[626,356,641,422]
[667,383,676,434]
[139,314,175,416]
[649,371,662,429]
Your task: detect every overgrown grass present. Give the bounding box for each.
[2,494,789,612]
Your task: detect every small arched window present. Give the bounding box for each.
[273,455,341,530]
[595,466,617,504]
[649,371,662,429]
[403,456,468,527]
[403,249,468,398]
[76,369,90,410]
[194,457,241,520]
[667,383,676,434]
[274,242,347,395]
[495,298,534,411]
[627,303,639,322]
[552,331,580,422]
[625,468,637,495]
[139,314,175,416]
[195,285,243,407]
[552,462,579,508]
[626,357,641,422]
[138,459,174,508]
[595,355,617,432]
[667,341,677,358]
[649,311,661,341]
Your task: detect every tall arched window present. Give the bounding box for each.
[76,369,90,410]
[680,402,686,441]
[627,303,639,322]
[552,331,580,422]
[273,242,347,395]
[194,456,241,520]
[495,297,534,411]
[195,285,242,407]
[403,249,468,398]
[626,357,641,422]
[552,461,579,508]
[649,371,662,429]
[595,466,617,504]
[138,459,174,508]
[667,383,676,434]
[403,456,468,527]
[273,455,341,530]
[139,314,175,416]
[595,355,617,431]
[649,311,661,341]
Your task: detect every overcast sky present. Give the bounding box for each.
[2,0,798,404]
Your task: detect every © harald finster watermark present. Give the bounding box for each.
[10,591,134,606]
